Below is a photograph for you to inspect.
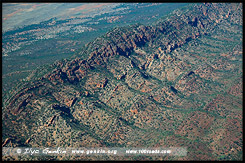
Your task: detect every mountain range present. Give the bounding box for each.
[2,3,242,161]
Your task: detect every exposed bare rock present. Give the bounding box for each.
[2,138,11,147]
[2,3,242,161]
[84,91,89,97]
[65,98,77,107]
[45,115,57,127]
[25,138,31,144]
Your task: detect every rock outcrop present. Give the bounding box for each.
[2,3,242,161]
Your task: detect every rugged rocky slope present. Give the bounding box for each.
[2,3,242,161]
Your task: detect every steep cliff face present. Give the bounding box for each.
[2,3,242,161]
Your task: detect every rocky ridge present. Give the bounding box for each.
[2,3,242,161]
